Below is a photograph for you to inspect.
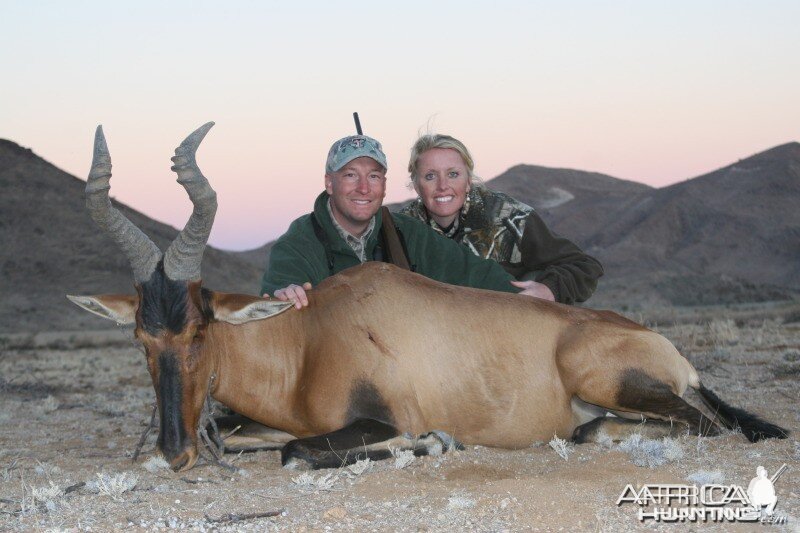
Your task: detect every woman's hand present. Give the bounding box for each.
[510,280,556,302]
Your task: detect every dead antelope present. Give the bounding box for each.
[69,123,787,472]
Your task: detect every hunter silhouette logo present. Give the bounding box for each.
[748,464,786,520]
[617,463,789,524]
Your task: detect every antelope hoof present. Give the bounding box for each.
[282,455,314,471]
[170,448,199,472]
[571,418,606,444]
[419,430,464,455]
[280,442,321,471]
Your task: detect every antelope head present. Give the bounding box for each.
[69,123,292,471]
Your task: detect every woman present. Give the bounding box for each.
[400,134,603,304]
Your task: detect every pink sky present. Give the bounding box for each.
[2,2,798,250]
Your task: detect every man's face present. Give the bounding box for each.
[325,156,386,237]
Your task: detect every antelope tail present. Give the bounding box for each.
[697,383,789,442]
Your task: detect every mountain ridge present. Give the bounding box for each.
[1,138,798,331]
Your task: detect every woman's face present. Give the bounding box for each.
[413,148,471,228]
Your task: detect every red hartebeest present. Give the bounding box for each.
[69,123,787,471]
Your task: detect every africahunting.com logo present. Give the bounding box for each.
[617,464,788,524]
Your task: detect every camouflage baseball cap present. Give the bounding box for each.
[325,135,388,174]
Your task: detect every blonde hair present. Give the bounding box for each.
[408,134,480,184]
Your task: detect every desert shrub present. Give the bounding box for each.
[290,458,373,493]
[618,434,684,468]
[548,434,573,461]
[773,361,800,378]
[86,472,138,501]
[782,309,800,324]
[291,471,339,492]
[31,481,64,512]
[390,447,415,469]
[784,351,800,362]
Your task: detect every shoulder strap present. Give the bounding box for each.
[309,213,335,275]
[380,207,411,271]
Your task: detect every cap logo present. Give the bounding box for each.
[327,134,387,173]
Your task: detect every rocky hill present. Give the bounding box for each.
[482,144,800,307]
[2,139,798,332]
[0,140,263,333]
[480,165,653,244]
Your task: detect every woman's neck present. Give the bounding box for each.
[431,213,458,229]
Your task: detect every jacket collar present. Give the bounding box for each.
[313,191,382,256]
[408,187,483,238]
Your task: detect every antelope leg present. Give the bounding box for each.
[572,416,688,444]
[210,414,297,452]
[281,419,461,470]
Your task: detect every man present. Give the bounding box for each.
[261,134,542,307]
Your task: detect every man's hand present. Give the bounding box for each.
[511,280,556,302]
[264,282,313,309]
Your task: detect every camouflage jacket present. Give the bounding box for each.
[400,186,603,304]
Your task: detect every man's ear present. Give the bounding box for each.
[325,173,334,195]
[209,292,293,325]
[67,294,138,324]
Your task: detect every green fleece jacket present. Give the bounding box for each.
[260,192,518,296]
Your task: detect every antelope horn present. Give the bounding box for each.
[86,125,161,283]
[163,122,217,281]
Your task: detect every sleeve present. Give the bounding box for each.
[260,238,325,297]
[517,211,604,304]
[402,217,517,294]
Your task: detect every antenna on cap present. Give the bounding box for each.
[353,112,363,135]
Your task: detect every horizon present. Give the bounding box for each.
[2,1,798,249]
[4,134,796,253]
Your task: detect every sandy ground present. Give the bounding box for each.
[1,306,799,532]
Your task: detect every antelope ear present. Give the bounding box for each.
[67,294,138,324]
[210,292,293,325]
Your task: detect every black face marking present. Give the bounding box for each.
[156,351,187,459]
[615,369,718,436]
[346,380,394,426]
[200,288,215,321]
[138,262,190,335]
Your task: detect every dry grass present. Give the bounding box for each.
[85,472,138,501]
[617,434,684,468]
[291,471,340,492]
[390,448,415,469]
[707,318,740,346]
[548,434,574,461]
[30,482,63,512]
[290,458,374,493]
